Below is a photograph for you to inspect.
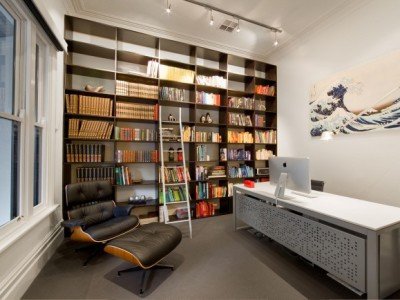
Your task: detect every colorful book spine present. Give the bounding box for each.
[115,150,159,163]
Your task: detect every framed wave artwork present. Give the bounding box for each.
[309,51,400,136]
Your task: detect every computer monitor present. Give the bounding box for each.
[269,157,311,195]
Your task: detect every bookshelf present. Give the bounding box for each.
[63,16,277,223]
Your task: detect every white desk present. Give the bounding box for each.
[234,182,400,299]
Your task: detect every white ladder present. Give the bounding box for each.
[159,106,192,238]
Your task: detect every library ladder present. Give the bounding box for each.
[159,106,193,239]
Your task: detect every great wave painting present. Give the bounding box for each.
[309,51,400,136]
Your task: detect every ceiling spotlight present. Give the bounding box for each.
[236,19,240,32]
[166,0,171,14]
[273,31,279,47]
[209,9,214,26]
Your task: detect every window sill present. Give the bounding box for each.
[0,204,60,254]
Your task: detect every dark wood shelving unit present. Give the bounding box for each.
[63,16,277,223]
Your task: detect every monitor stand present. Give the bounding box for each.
[291,191,318,198]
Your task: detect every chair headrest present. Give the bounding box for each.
[65,181,113,209]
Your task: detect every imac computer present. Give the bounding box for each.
[269,157,316,198]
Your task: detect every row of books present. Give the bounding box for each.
[195,183,227,200]
[227,97,254,109]
[195,91,221,106]
[65,94,113,117]
[195,165,209,181]
[160,186,187,204]
[159,64,195,84]
[195,131,221,143]
[114,127,157,141]
[76,167,115,183]
[227,131,254,143]
[162,166,191,183]
[254,114,266,127]
[255,130,277,144]
[66,144,105,162]
[208,166,226,178]
[228,113,252,126]
[255,85,275,96]
[115,102,158,120]
[195,201,217,218]
[228,164,254,178]
[227,149,251,161]
[147,60,159,78]
[115,150,159,163]
[159,86,188,102]
[115,165,133,186]
[116,80,158,99]
[166,147,183,162]
[256,149,274,160]
[183,126,195,142]
[196,75,226,88]
[196,145,209,162]
[195,165,226,180]
[68,119,113,140]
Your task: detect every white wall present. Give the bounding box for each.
[0,0,66,298]
[269,0,400,207]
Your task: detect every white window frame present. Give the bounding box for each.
[0,0,58,243]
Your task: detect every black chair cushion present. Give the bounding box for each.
[84,215,139,242]
[65,181,113,209]
[105,223,182,268]
[69,200,115,228]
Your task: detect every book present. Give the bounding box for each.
[76,166,114,183]
[115,127,157,141]
[195,201,217,218]
[227,131,254,143]
[115,150,159,163]
[255,84,275,96]
[65,94,113,116]
[195,75,226,88]
[227,96,254,109]
[68,119,113,140]
[159,87,188,102]
[195,91,221,106]
[255,130,277,144]
[116,80,158,99]
[116,102,158,120]
[228,164,254,178]
[66,144,105,162]
[159,64,195,83]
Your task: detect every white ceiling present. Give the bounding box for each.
[67,0,357,61]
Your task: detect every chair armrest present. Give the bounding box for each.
[61,219,86,228]
[113,205,134,217]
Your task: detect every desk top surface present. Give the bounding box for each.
[235,182,400,231]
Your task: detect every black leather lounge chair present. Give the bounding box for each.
[61,181,139,265]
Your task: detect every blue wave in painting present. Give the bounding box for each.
[310,84,400,136]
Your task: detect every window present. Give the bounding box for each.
[0,3,20,227]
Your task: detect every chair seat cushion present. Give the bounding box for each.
[84,215,139,242]
[104,223,182,268]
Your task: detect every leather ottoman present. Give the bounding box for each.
[104,223,182,294]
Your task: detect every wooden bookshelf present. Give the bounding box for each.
[63,16,277,223]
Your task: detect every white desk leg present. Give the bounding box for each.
[366,231,379,299]
[233,189,237,231]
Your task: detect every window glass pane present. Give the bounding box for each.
[0,4,15,115]
[0,118,19,226]
[33,126,42,206]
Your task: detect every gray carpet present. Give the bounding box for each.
[22,215,398,299]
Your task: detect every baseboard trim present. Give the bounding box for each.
[0,223,64,299]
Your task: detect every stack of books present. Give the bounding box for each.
[114,127,157,141]
[196,75,226,88]
[195,131,221,143]
[195,183,227,200]
[196,145,209,161]
[195,91,221,106]
[68,119,113,139]
[115,165,133,185]
[227,131,254,143]
[66,144,105,162]
[255,130,277,144]
[255,85,275,96]
[227,149,251,161]
[76,166,115,183]
[159,65,195,83]
[162,166,191,183]
[254,114,266,127]
[116,80,158,99]
[256,149,274,160]
[159,87,187,102]
[116,102,158,120]
[228,113,252,126]
[147,60,159,78]
[65,94,113,116]
[196,201,217,218]
[208,166,226,178]
[227,97,254,109]
[115,150,159,163]
[255,99,266,111]
[183,126,195,142]
[162,128,180,142]
[228,164,254,178]
[160,186,187,204]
